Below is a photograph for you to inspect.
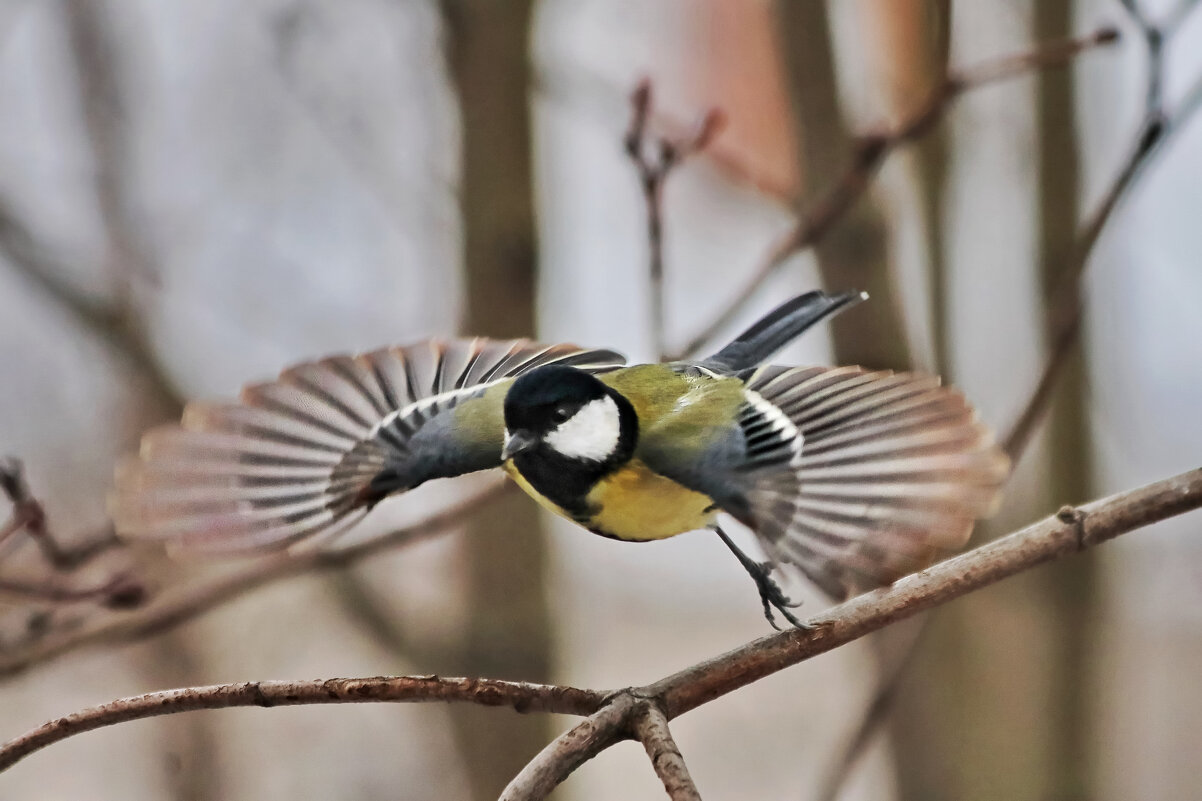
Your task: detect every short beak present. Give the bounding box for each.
[502,430,537,461]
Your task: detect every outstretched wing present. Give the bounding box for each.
[643,366,1008,600]
[111,339,625,551]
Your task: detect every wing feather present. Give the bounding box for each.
[737,365,1008,599]
[112,339,625,551]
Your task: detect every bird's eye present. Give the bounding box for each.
[551,406,571,424]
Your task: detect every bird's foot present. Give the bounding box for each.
[747,560,808,631]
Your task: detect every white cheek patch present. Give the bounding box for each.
[544,396,622,462]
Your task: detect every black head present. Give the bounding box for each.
[504,365,608,435]
[502,365,637,467]
[502,365,637,517]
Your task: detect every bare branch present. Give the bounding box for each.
[3,467,1199,787]
[499,695,639,801]
[1002,112,1166,462]
[535,64,796,205]
[0,674,606,773]
[0,575,138,607]
[624,79,724,358]
[633,702,702,801]
[647,467,1202,718]
[673,26,1118,359]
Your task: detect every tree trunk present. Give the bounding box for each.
[441,3,553,799]
[776,0,911,372]
[890,3,1095,800]
[1031,1,1096,796]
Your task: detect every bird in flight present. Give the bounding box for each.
[112,290,1008,628]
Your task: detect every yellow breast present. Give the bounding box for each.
[584,460,716,541]
[503,459,716,541]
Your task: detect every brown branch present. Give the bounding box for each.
[514,465,1202,796]
[1002,113,1169,453]
[632,702,702,801]
[0,674,606,773]
[624,79,723,359]
[0,575,142,608]
[647,467,1202,716]
[0,480,508,678]
[499,694,640,801]
[673,26,1118,360]
[5,466,1198,788]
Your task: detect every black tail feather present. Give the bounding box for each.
[700,290,867,373]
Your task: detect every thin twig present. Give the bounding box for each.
[633,702,703,801]
[4,466,1199,787]
[673,26,1118,360]
[816,107,1170,801]
[1001,112,1164,462]
[812,618,928,801]
[624,79,724,359]
[62,0,157,295]
[535,64,798,206]
[0,458,120,570]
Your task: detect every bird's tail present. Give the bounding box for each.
[700,290,867,373]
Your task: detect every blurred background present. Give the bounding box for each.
[1,0,1201,799]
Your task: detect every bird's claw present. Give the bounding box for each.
[750,561,809,631]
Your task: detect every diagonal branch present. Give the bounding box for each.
[3,466,1198,788]
[632,702,703,801]
[499,694,640,801]
[672,26,1118,359]
[646,467,1202,718]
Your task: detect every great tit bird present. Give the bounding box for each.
[112,290,1008,628]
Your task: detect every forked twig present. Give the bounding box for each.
[624,79,724,358]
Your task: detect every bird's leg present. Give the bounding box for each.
[715,526,809,631]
